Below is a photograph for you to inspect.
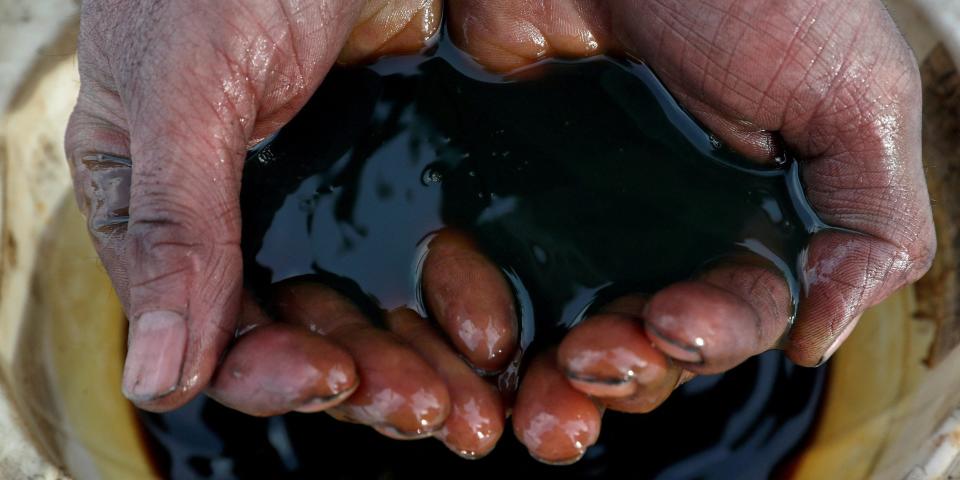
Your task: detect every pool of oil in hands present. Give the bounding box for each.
[137,37,827,479]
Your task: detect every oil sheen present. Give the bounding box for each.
[138,40,826,479]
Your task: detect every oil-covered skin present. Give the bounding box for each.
[206,323,358,417]
[559,313,671,401]
[421,230,518,374]
[569,295,685,414]
[272,280,451,439]
[386,308,506,459]
[512,351,602,465]
[557,295,684,414]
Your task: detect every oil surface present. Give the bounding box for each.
[139,40,826,479]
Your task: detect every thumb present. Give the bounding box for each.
[121,87,246,409]
[66,74,248,411]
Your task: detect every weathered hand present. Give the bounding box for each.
[434,0,935,463]
[65,0,513,459]
[64,0,438,410]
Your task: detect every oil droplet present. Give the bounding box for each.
[421,165,444,185]
[532,244,548,264]
[708,134,723,151]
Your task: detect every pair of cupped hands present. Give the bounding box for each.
[66,0,935,465]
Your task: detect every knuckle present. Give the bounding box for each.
[127,203,204,273]
[125,184,242,307]
[133,152,241,226]
[129,181,238,251]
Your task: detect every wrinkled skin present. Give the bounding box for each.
[66,0,934,464]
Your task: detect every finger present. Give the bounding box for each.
[273,279,450,439]
[557,311,667,398]
[559,295,681,413]
[387,308,505,459]
[644,260,792,374]
[598,294,695,410]
[512,350,602,465]
[421,230,518,373]
[338,0,443,64]
[447,1,615,72]
[608,0,935,365]
[207,323,358,417]
[207,293,358,416]
[559,314,681,413]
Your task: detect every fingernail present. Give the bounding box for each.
[374,423,439,440]
[565,372,638,398]
[530,450,588,466]
[645,324,703,365]
[122,311,187,402]
[819,315,861,365]
[294,381,359,413]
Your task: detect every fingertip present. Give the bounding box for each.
[292,383,359,414]
[565,375,637,399]
[387,308,505,458]
[789,313,861,367]
[422,230,518,373]
[446,0,614,73]
[513,351,602,465]
[208,323,358,417]
[338,0,442,64]
[644,281,760,374]
[557,312,668,399]
[332,326,451,438]
[271,280,451,434]
[601,365,683,414]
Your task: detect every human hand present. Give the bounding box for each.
[427,0,935,463]
[64,0,433,409]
